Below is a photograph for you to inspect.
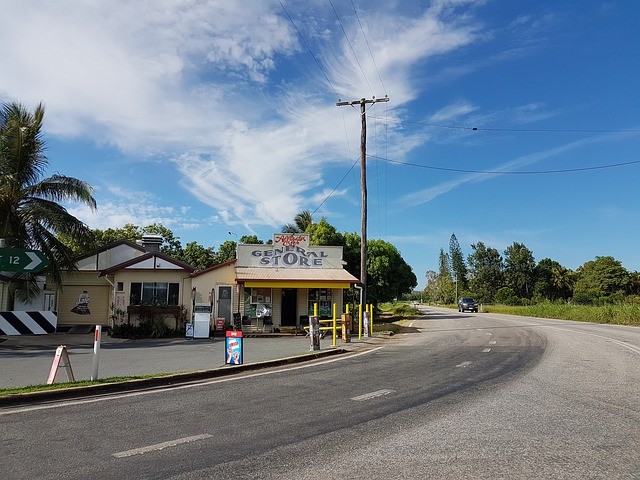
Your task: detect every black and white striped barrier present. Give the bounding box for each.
[0,311,57,335]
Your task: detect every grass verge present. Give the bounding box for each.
[0,372,182,397]
[483,302,640,326]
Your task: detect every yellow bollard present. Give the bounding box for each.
[314,303,318,317]
[332,303,337,347]
[369,304,374,334]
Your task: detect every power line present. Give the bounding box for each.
[366,115,640,134]
[279,1,341,100]
[367,154,640,175]
[350,0,387,95]
[311,157,359,216]
[329,0,374,96]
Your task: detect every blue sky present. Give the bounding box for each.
[1,0,638,289]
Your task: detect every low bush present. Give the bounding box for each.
[483,301,640,326]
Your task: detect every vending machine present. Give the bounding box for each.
[193,303,211,339]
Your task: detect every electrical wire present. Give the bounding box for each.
[367,154,640,175]
[279,1,341,100]
[312,157,360,215]
[329,0,374,96]
[350,0,387,95]
[367,115,640,134]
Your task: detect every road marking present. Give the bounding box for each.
[482,348,492,353]
[548,327,640,356]
[0,347,386,416]
[113,434,212,458]
[351,389,395,401]
[489,341,497,345]
[455,361,473,368]
[486,332,493,336]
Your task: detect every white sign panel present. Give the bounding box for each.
[236,234,344,269]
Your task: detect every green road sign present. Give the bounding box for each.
[0,248,50,273]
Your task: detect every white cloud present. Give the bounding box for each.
[1,0,487,230]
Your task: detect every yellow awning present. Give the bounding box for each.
[244,280,352,289]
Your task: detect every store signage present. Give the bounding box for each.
[236,234,345,269]
[251,246,328,267]
[273,234,309,247]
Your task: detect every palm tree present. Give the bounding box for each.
[281,210,314,233]
[0,101,96,301]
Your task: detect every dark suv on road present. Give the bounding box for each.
[458,297,478,313]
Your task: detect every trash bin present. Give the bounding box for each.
[341,314,351,343]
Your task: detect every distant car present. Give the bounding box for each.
[458,297,478,313]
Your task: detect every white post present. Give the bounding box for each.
[91,325,102,381]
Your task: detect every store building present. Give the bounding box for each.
[191,233,359,332]
[22,233,358,334]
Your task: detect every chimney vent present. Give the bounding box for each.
[140,235,163,253]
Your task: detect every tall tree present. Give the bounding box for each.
[239,235,263,244]
[0,102,96,300]
[534,258,574,301]
[449,233,468,290]
[436,248,455,303]
[503,242,536,299]
[574,256,630,303]
[467,242,503,303]
[214,240,237,265]
[306,217,343,246]
[366,239,417,304]
[180,241,216,270]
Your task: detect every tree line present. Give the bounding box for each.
[425,234,640,306]
[62,213,418,306]
[0,100,417,307]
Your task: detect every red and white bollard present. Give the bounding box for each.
[91,325,102,381]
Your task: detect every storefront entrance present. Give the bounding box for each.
[281,288,297,327]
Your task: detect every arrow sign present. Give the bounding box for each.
[0,248,50,273]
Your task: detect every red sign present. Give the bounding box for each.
[274,234,308,247]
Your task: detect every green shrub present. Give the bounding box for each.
[495,287,518,306]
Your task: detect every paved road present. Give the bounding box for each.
[2,307,638,479]
[0,331,371,389]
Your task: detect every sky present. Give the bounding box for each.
[1,0,639,289]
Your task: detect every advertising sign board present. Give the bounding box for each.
[225,330,243,365]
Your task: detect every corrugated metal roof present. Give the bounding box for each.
[235,267,358,283]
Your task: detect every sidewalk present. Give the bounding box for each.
[0,331,378,390]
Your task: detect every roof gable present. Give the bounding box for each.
[191,259,236,277]
[100,252,196,275]
[75,240,146,271]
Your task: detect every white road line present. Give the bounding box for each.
[482,348,492,353]
[455,361,473,368]
[548,327,640,355]
[486,332,493,336]
[113,434,212,458]
[489,341,497,345]
[351,389,395,401]
[0,347,386,416]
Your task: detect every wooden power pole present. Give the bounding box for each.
[336,96,389,308]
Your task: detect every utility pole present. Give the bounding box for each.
[336,96,389,309]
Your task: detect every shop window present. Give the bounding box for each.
[130,282,179,306]
[244,287,272,318]
[308,288,332,318]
